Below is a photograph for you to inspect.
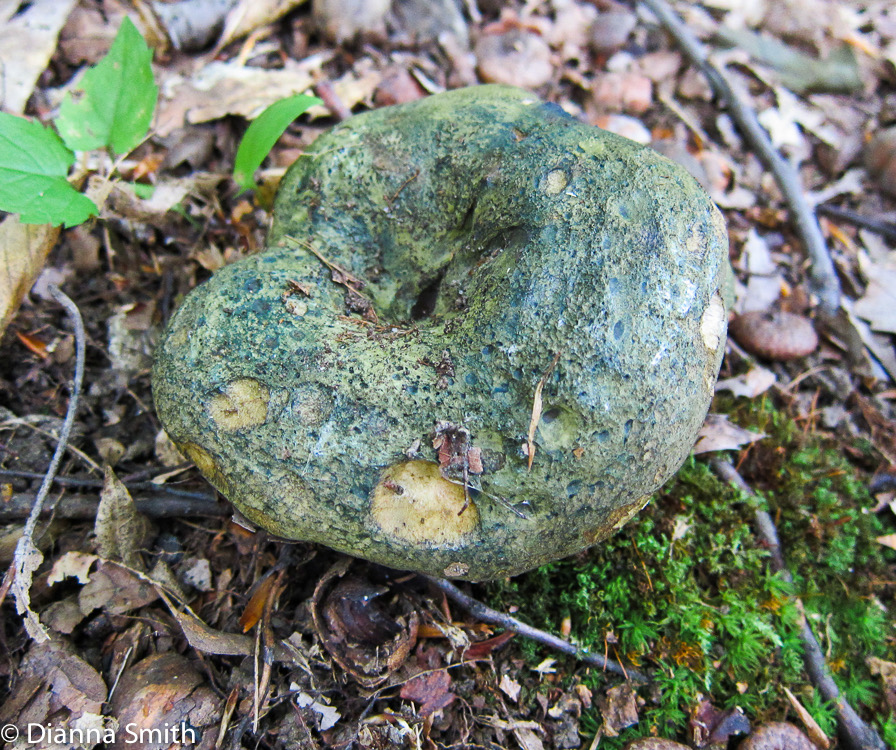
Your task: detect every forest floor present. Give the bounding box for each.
[1,0,896,748]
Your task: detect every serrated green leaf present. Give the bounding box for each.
[55,17,157,155]
[233,94,322,192]
[0,113,97,227]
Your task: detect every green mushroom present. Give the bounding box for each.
[152,85,728,581]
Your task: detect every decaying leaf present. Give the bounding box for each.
[0,0,79,113]
[868,656,896,712]
[499,673,522,703]
[108,651,222,750]
[597,682,640,737]
[0,216,61,337]
[95,466,151,568]
[399,669,455,716]
[715,366,777,399]
[295,691,342,731]
[693,414,766,454]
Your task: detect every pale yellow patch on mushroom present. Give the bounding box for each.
[543,169,568,194]
[208,378,269,431]
[700,292,726,352]
[180,441,231,494]
[370,460,479,545]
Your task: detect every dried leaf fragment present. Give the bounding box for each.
[527,352,561,471]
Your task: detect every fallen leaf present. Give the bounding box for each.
[0,0,79,113]
[95,466,150,568]
[295,691,342,730]
[218,0,308,49]
[79,561,159,615]
[400,669,455,716]
[855,251,896,335]
[156,56,327,136]
[476,29,553,89]
[868,657,896,712]
[690,698,751,747]
[109,652,222,750]
[533,657,557,675]
[876,534,896,550]
[716,366,777,398]
[499,673,522,703]
[48,550,98,585]
[0,216,61,337]
[693,414,766,454]
[597,683,640,736]
[462,630,514,660]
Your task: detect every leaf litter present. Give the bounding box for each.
[1,0,896,748]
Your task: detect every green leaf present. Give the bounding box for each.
[233,94,322,192]
[0,113,98,227]
[55,17,157,155]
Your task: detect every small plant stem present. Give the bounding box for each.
[816,204,896,243]
[710,459,886,750]
[7,286,86,641]
[423,575,648,683]
[638,0,842,318]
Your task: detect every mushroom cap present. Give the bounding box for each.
[152,85,729,580]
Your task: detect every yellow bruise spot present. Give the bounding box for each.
[370,460,479,546]
[700,292,726,352]
[208,378,269,431]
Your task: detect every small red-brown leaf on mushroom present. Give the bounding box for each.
[729,310,819,361]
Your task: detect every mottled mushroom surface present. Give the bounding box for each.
[152,85,728,581]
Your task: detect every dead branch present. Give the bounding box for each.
[423,575,648,683]
[0,490,225,521]
[710,458,886,750]
[9,285,86,642]
[816,204,896,243]
[639,0,842,318]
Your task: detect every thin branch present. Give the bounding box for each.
[0,491,225,521]
[9,285,86,642]
[423,575,648,683]
[816,204,896,243]
[639,0,842,318]
[0,468,215,501]
[710,459,886,750]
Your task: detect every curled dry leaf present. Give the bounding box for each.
[739,722,816,750]
[311,559,418,686]
[729,310,819,361]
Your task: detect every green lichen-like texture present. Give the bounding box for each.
[152,85,729,580]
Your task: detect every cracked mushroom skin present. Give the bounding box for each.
[152,85,728,581]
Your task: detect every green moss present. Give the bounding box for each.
[486,395,896,744]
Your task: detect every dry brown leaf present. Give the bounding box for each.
[715,366,777,398]
[156,57,325,136]
[0,0,79,113]
[109,652,222,750]
[597,683,640,737]
[399,670,455,716]
[693,414,766,454]
[219,0,308,49]
[868,656,896,712]
[95,466,151,568]
[79,561,159,616]
[0,217,61,338]
[239,571,279,632]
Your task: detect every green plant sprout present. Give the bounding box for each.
[0,17,319,228]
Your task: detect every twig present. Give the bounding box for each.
[8,286,86,642]
[638,0,841,318]
[0,468,216,501]
[816,204,896,243]
[710,459,886,750]
[0,491,225,521]
[423,575,648,683]
[313,81,352,122]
